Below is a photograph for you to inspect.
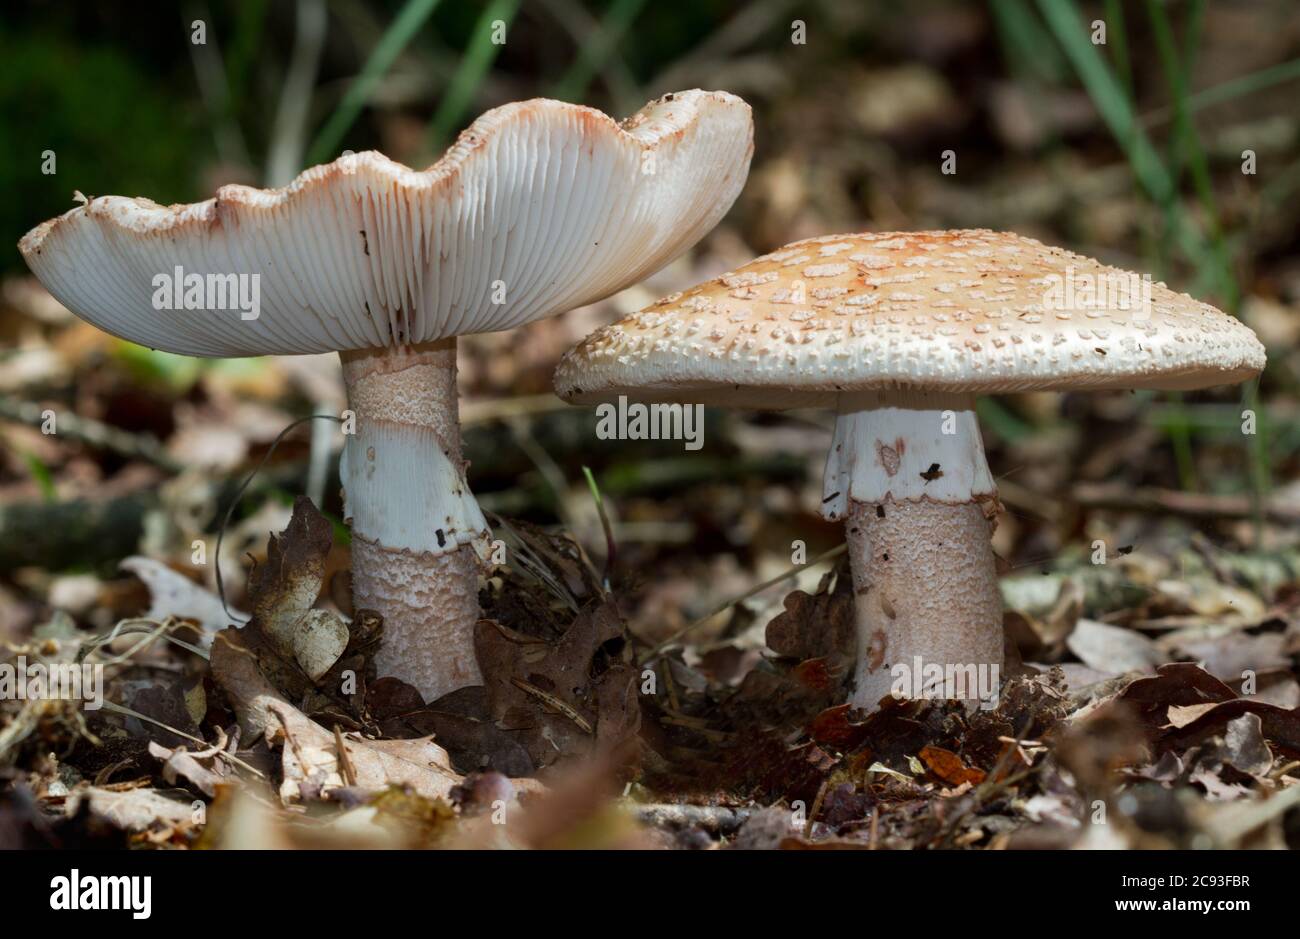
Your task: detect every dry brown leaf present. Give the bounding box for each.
[147,741,226,797]
[476,596,640,772]
[1066,618,1162,675]
[211,626,461,803]
[919,744,986,786]
[268,699,459,804]
[67,786,197,834]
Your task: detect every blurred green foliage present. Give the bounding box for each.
[2,0,758,274]
[1,24,201,271]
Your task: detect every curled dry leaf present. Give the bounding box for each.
[293,609,351,681]
[371,683,537,777]
[1119,663,1300,759]
[268,700,459,804]
[919,745,987,787]
[65,785,197,835]
[147,740,226,797]
[1184,714,1274,802]
[764,563,855,665]
[211,627,461,803]
[212,498,379,730]
[248,496,349,678]
[1214,713,1274,777]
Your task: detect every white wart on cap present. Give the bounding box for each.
[556,229,1264,407]
[557,230,1266,711]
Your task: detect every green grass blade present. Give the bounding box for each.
[1034,0,1173,205]
[21,451,56,504]
[1102,0,1132,95]
[582,465,617,589]
[1034,0,1215,272]
[989,0,1067,83]
[427,0,521,148]
[1174,56,1300,119]
[306,0,441,165]
[1145,0,1234,308]
[549,0,648,102]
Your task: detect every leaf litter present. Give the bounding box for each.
[2,497,1299,850]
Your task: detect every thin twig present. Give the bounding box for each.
[333,724,357,786]
[582,466,616,590]
[804,778,830,839]
[0,398,181,472]
[101,700,266,778]
[215,414,341,621]
[509,677,593,734]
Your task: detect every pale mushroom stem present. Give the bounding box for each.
[339,339,490,702]
[822,391,1004,710]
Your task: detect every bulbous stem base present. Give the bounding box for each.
[845,498,1004,710]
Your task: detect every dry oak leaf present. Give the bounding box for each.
[247,496,344,672]
[218,498,373,729]
[65,786,196,834]
[211,628,460,803]
[268,699,459,804]
[147,740,226,797]
[765,569,855,663]
[476,596,640,769]
[1119,663,1300,759]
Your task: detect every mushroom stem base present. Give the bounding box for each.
[845,498,1003,711]
[353,535,484,699]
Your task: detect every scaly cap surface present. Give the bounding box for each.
[555,230,1265,408]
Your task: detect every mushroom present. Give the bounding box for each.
[18,90,754,702]
[555,230,1266,710]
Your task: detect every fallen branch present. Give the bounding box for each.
[1072,482,1300,524]
[0,398,180,472]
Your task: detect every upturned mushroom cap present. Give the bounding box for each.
[19,90,753,357]
[555,230,1266,409]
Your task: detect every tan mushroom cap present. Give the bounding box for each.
[555,230,1266,409]
[19,90,753,358]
